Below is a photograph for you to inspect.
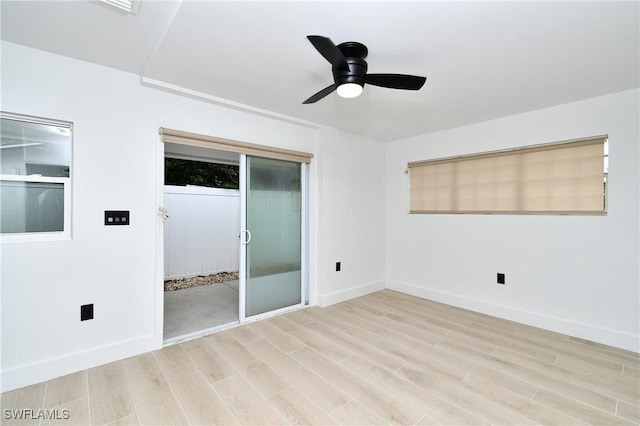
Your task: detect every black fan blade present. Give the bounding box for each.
[302,84,338,104]
[364,74,426,90]
[307,35,350,72]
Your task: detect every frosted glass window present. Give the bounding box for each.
[0,181,64,233]
[1,113,72,237]
[409,137,607,215]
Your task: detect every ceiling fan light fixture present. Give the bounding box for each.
[336,83,363,99]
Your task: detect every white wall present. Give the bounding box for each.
[385,89,640,352]
[315,127,387,306]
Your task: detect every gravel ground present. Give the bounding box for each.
[164,271,239,291]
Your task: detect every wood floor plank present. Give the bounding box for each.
[392,363,538,425]
[284,309,317,327]
[291,346,423,425]
[493,346,639,403]
[439,338,618,413]
[623,363,639,379]
[248,318,306,353]
[567,336,640,365]
[207,332,259,370]
[249,339,350,414]
[43,371,87,409]
[0,382,46,426]
[533,388,633,425]
[40,396,90,426]
[372,340,467,386]
[429,300,634,375]
[340,355,487,425]
[515,327,636,370]
[120,353,187,425]
[180,336,236,384]
[293,315,407,372]
[208,332,288,397]
[554,352,624,376]
[617,400,640,423]
[268,386,337,425]
[271,317,354,363]
[318,307,498,401]
[373,291,504,334]
[345,299,444,345]
[365,291,559,363]
[352,295,499,354]
[324,304,393,338]
[225,325,263,346]
[87,362,135,426]
[358,295,560,365]
[367,290,478,325]
[499,327,630,377]
[386,334,538,399]
[211,374,286,425]
[415,414,449,425]
[330,400,389,425]
[161,362,238,425]
[459,375,588,425]
[103,414,139,425]
[151,343,191,371]
[269,315,298,332]
[467,318,520,334]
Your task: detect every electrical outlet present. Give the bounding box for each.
[81,304,94,321]
[497,273,506,285]
[336,262,341,272]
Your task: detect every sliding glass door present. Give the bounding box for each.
[240,155,305,320]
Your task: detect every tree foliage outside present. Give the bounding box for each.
[165,158,239,189]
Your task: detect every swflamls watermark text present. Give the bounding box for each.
[3,408,70,420]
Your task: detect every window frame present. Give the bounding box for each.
[1,111,73,243]
[407,135,608,216]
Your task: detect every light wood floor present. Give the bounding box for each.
[2,290,638,425]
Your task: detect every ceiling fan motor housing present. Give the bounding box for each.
[333,57,367,86]
[333,41,369,87]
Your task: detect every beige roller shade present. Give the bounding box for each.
[409,137,606,215]
[160,127,313,163]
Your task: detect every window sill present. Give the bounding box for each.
[1,231,71,244]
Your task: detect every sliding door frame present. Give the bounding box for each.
[159,128,312,339]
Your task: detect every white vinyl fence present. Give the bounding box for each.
[163,185,240,280]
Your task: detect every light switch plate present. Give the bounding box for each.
[105,210,130,225]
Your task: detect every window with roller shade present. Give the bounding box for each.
[408,136,607,215]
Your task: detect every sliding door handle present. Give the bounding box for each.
[241,229,252,245]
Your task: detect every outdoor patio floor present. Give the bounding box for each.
[163,280,239,340]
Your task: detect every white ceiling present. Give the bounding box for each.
[2,1,638,142]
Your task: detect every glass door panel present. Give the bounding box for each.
[244,156,302,317]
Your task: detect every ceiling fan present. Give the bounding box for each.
[303,35,427,104]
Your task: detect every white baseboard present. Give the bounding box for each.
[386,280,639,353]
[317,280,385,307]
[0,334,161,393]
